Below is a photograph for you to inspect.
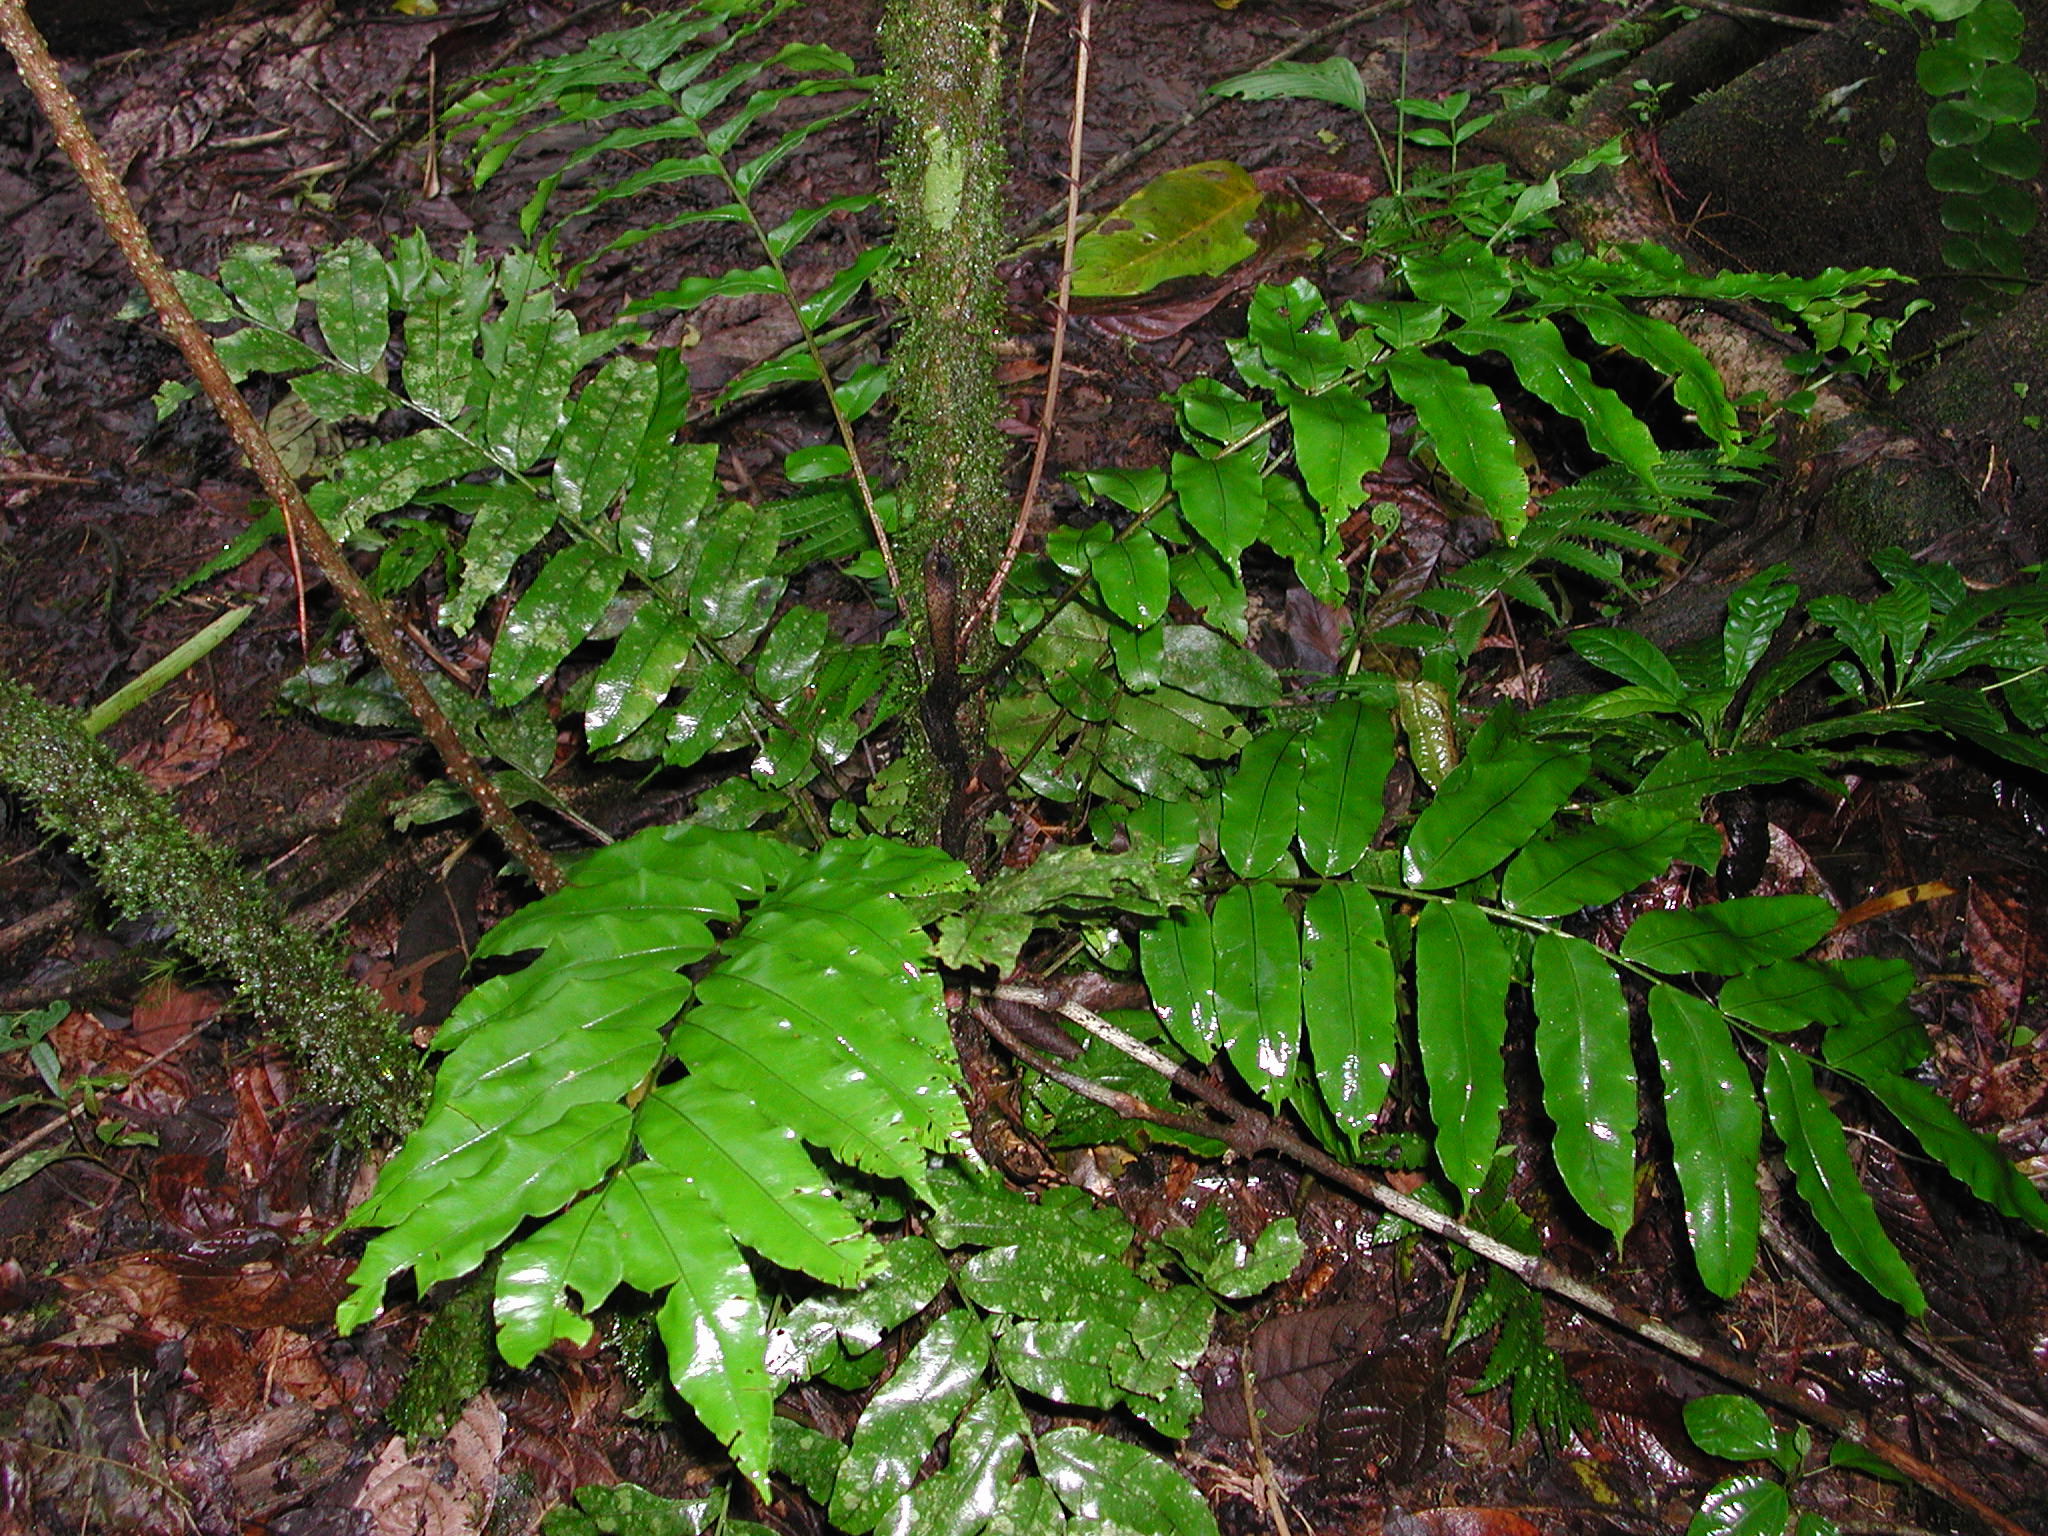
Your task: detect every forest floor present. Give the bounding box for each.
[0,0,2045,1533]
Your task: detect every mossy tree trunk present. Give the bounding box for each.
[879,0,1011,858]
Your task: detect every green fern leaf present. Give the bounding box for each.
[1219,726,1305,877]
[553,356,657,518]
[1415,899,1511,1207]
[1210,882,1301,1101]
[1301,883,1397,1132]
[585,603,697,749]
[1648,985,1761,1296]
[1403,743,1586,888]
[1142,905,1220,1058]
[434,484,554,634]
[831,1310,990,1533]
[487,544,630,704]
[312,238,390,375]
[1297,698,1394,875]
[1530,932,1637,1242]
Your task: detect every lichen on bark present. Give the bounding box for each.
[0,673,421,1140]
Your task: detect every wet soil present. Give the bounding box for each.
[1,0,2046,1532]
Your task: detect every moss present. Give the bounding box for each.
[387,1262,496,1444]
[0,674,420,1139]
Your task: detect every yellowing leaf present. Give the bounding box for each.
[1071,162,1261,299]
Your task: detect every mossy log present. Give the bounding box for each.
[0,673,421,1139]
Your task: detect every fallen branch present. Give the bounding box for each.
[0,0,564,896]
[987,983,2033,1536]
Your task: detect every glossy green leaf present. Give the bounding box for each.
[1568,626,1684,696]
[437,484,554,634]
[1297,699,1394,875]
[620,441,720,580]
[488,543,630,704]
[1094,529,1171,629]
[831,1310,989,1532]
[1070,161,1260,298]
[1210,882,1301,1102]
[1172,448,1265,561]
[1035,1428,1219,1536]
[1531,933,1637,1243]
[1211,54,1368,114]
[585,602,695,749]
[307,428,484,542]
[640,1076,876,1289]
[1403,241,1514,319]
[218,243,299,330]
[1403,744,1587,888]
[1683,1395,1780,1462]
[1857,1072,2048,1232]
[1719,957,1914,1034]
[1283,383,1388,516]
[1763,1048,1924,1314]
[289,370,396,423]
[1247,279,1353,393]
[312,239,389,375]
[1722,566,1798,689]
[482,303,579,469]
[1621,896,1836,976]
[1449,316,1660,484]
[554,356,657,519]
[1687,1475,1789,1536]
[690,500,782,639]
[1415,900,1511,1206]
[1384,348,1530,540]
[1143,906,1220,1058]
[1502,818,1691,916]
[1574,302,1740,454]
[877,1385,1030,1536]
[1220,727,1306,877]
[1156,625,1279,706]
[1301,884,1397,1132]
[1648,986,1760,1297]
[494,1192,624,1369]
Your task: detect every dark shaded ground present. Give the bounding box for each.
[1,0,2046,1532]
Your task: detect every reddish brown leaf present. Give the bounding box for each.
[122,690,246,790]
[1319,1327,1446,1488]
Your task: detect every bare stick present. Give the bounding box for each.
[964,0,1093,646]
[0,0,564,895]
[989,983,2034,1536]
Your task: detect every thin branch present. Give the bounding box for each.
[988,983,2035,1536]
[0,0,565,895]
[963,0,1093,648]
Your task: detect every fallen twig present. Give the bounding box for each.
[0,0,564,896]
[987,982,2034,1536]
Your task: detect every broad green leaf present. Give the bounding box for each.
[1402,241,1514,320]
[1403,744,1587,888]
[831,1310,989,1532]
[1719,957,1914,1034]
[612,1165,774,1495]
[1297,699,1393,875]
[1620,896,1836,976]
[218,243,299,330]
[1070,161,1261,298]
[1095,529,1171,629]
[1156,624,1279,706]
[1210,882,1301,1102]
[1574,301,1740,454]
[1502,818,1691,916]
[1172,449,1265,561]
[438,484,557,634]
[1035,1428,1219,1536]
[1414,900,1510,1206]
[1568,626,1684,696]
[1301,884,1396,1132]
[493,1191,621,1368]
[878,1385,1029,1536]
[1531,933,1637,1243]
[1283,384,1388,516]
[1721,566,1797,689]
[212,325,325,384]
[1384,349,1530,540]
[1683,1395,1780,1462]
[1763,1048,1924,1313]
[690,500,782,639]
[481,303,579,468]
[620,440,719,580]
[289,370,395,423]
[1247,279,1352,392]
[1648,986,1760,1297]
[1210,55,1368,114]
[1220,727,1305,877]
[1449,316,1661,483]
[313,239,389,374]
[488,544,629,704]
[585,602,695,749]
[1687,1475,1789,1536]
[554,356,656,519]
[1143,905,1220,1058]
[1858,1072,2048,1232]
[640,1077,876,1288]
[402,276,485,421]
[755,605,828,703]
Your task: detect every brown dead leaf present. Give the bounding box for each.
[255,1326,347,1408]
[122,690,246,790]
[225,1054,294,1186]
[355,1396,502,1536]
[61,1250,350,1331]
[129,975,223,1056]
[1386,1509,1547,1536]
